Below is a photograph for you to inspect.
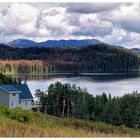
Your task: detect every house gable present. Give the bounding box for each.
[14,84,33,100]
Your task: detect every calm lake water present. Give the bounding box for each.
[14,72,140,97]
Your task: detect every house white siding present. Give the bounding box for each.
[19,100,33,110]
[9,93,20,108]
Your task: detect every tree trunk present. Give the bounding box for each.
[67,98,70,118]
[62,100,65,118]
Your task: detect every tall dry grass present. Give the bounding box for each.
[0,115,131,137]
[0,107,140,137]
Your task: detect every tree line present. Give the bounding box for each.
[0,60,51,74]
[35,81,140,128]
[0,43,140,73]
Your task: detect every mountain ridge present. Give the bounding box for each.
[8,39,37,48]
[8,38,104,48]
[7,38,140,55]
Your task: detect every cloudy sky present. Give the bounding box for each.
[0,2,140,48]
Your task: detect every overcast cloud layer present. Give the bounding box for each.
[0,3,140,48]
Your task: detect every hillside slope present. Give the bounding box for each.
[0,110,140,137]
[0,43,139,73]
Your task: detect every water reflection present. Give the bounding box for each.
[13,72,140,97]
[14,72,140,82]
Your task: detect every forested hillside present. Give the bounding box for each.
[0,43,140,73]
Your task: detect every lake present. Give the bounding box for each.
[14,72,140,97]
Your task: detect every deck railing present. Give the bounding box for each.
[32,101,42,108]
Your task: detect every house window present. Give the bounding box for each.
[12,102,13,107]
[13,94,16,96]
[26,101,27,105]
[19,100,21,104]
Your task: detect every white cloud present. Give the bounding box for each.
[0,3,78,41]
[40,6,77,39]
[107,3,140,34]
[0,3,140,48]
[72,14,113,37]
[101,27,126,44]
[102,27,140,49]
[0,3,39,36]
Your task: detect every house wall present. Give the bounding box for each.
[9,93,20,108]
[19,100,33,110]
[0,89,9,107]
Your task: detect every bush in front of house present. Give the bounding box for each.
[9,107,34,123]
[0,105,10,117]
[0,105,43,124]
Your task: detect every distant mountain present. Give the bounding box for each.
[8,39,104,48]
[8,39,38,48]
[38,39,103,47]
[131,48,140,54]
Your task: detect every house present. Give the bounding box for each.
[0,84,34,110]
[32,100,42,111]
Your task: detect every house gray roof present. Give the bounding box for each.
[0,84,33,100]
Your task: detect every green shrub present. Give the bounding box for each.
[0,105,43,124]
[0,105,9,117]
[9,107,34,123]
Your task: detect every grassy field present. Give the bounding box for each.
[0,108,140,137]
